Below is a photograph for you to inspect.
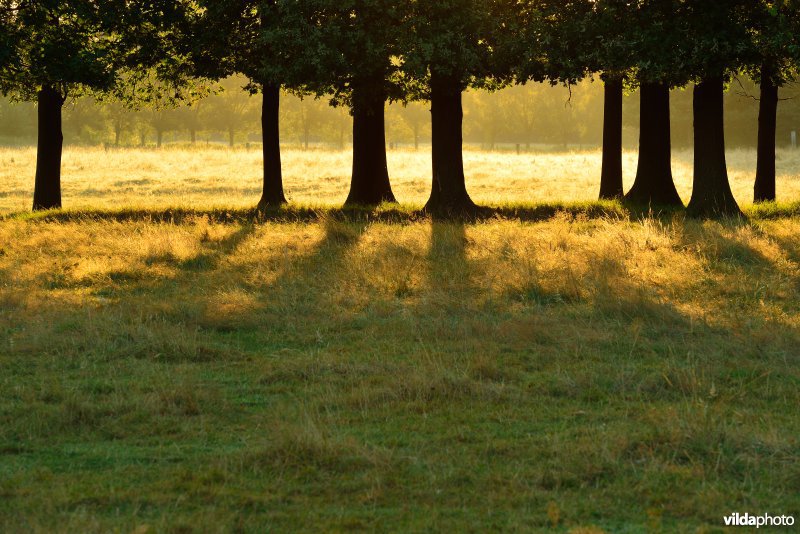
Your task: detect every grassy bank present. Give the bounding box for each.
[1,209,798,532]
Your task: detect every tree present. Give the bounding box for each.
[394,102,430,150]
[191,0,287,207]
[683,0,751,217]
[263,0,406,206]
[203,77,257,147]
[745,0,800,202]
[0,0,187,210]
[622,0,684,208]
[583,0,633,199]
[176,100,204,144]
[105,101,134,146]
[63,97,108,144]
[146,107,182,147]
[0,3,17,79]
[403,0,517,214]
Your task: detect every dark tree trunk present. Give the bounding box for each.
[190,129,197,144]
[688,77,741,217]
[156,130,163,148]
[33,86,64,211]
[228,128,234,147]
[114,124,121,146]
[258,84,286,207]
[754,65,778,203]
[599,77,624,199]
[414,126,419,151]
[424,72,476,215]
[304,128,309,150]
[625,82,682,207]
[345,84,396,206]
[140,131,146,147]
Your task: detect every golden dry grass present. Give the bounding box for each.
[1,145,799,531]
[1,145,800,212]
[1,210,799,531]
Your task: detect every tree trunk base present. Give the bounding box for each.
[625,82,683,208]
[422,195,480,219]
[686,198,743,219]
[688,78,741,219]
[624,183,683,207]
[257,196,288,210]
[344,192,397,207]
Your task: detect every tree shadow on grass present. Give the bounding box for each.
[197,216,370,340]
[5,202,660,225]
[8,199,800,225]
[144,223,258,274]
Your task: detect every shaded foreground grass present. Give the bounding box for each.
[1,208,799,532]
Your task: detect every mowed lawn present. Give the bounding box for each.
[1,148,800,531]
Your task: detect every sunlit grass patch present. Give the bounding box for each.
[2,146,800,213]
[0,204,798,531]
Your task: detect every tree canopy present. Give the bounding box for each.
[0,1,188,102]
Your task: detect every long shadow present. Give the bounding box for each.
[11,201,800,225]
[248,216,369,340]
[3,202,667,225]
[408,221,483,353]
[179,223,256,273]
[428,221,470,296]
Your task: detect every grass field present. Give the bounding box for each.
[1,147,799,532]
[2,145,800,212]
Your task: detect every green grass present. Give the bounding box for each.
[1,207,799,532]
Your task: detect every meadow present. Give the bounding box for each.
[1,146,799,532]
[2,145,800,212]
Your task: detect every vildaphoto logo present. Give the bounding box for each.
[723,513,795,528]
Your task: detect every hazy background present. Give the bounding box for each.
[2,76,799,151]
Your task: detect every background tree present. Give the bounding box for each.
[63,97,107,144]
[745,0,800,202]
[580,0,634,199]
[176,100,204,144]
[393,102,430,150]
[203,78,257,148]
[106,101,133,146]
[146,108,181,147]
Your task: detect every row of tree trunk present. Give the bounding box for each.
[600,68,781,217]
[30,71,782,216]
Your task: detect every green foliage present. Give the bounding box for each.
[678,0,754,83]
[0,0,190,103]
[742,0,800,85]
[517,0,592,85]
[189,0,265,85]
[0,3,18,83]
[401,0,518,96]
[262,0,406,108]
